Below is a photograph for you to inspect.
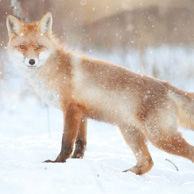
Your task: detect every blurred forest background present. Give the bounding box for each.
[1,0,194,96]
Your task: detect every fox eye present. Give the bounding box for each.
[37,45,42,49]
[20,45,25,49]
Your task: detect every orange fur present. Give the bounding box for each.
[6,13,194,175]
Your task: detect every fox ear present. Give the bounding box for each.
[37,12,53,36]
[6,15,23,37]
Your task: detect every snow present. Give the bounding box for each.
[1,47,194,194]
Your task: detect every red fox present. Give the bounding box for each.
[6,12,194,175]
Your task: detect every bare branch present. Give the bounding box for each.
[11,0,29,22]
[165,159,179,171]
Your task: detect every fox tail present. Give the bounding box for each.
[169,85,194,130]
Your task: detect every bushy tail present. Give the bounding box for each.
[168,85,194,130]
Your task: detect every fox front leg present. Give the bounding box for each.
[45,104,83,163]
[72,116,87,158]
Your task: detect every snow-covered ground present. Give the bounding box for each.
[1,47,194,194]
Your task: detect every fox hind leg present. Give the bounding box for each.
[144,106,194,163]
[146,126,194,163]
[119,125,154,175]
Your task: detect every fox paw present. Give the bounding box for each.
[71,152,84,159]
[43,159,66,163]
[43,159,55,163]
[123,166,144,175]
[123,161,154,175]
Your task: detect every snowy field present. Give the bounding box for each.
[1,48,194,194]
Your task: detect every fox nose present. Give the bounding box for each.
[29,59,35,65]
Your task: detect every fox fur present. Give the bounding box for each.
[6,12,194,175]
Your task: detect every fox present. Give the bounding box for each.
[6,12,194,175]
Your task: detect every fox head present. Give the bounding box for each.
[6,12,55,75]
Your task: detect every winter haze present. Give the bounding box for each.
[0,0,194,194]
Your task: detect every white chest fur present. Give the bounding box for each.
[30,78,61,108]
